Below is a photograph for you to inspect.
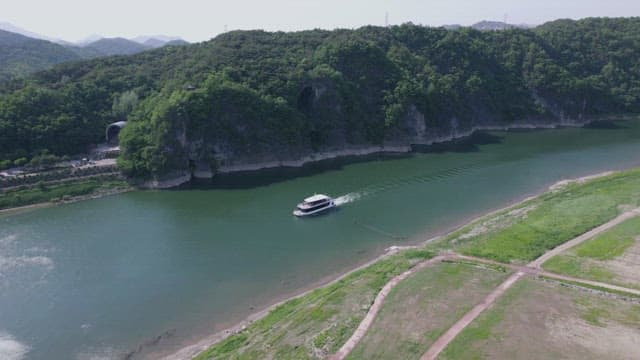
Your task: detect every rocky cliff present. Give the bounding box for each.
[107,19,640,186]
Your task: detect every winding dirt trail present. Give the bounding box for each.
[530,208,640,268]
[329,255,452,360]
[538,270,640,296]
[455,255,640,296]
[419,207,640,360]
[421,271,525,360]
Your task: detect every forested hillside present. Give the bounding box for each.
[0,29,186,84]
[1,18,639,180]
[0,29,82,82]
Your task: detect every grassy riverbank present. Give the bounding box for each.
[0,179,130,211]
[190,168,640,359]
[543,215,640,289]
[434,169,640,263]
[194,249,434,360]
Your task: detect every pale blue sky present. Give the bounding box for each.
[3,0,640,42]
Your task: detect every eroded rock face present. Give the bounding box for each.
[153,79,593,188]
[404,105,427,141]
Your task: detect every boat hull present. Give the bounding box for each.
[293,201,336,217]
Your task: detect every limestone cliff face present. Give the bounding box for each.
[147,79,595,189]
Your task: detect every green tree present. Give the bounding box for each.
[112,90,139,121]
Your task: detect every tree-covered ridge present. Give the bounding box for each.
[0,29,187,84]
[1,18,639,177]
[0,29,82,83]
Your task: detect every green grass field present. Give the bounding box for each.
[434,169,640,263]
[543,215,640,288]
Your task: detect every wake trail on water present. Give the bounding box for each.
[0,233,54,289]
[0,331,29,360]
[334,164,476,207]
[334,192,362,206]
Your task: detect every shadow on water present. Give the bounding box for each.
[583,120,627,130]
[181,153,410,190]
[411,131,503,153]
[177,131,504,190]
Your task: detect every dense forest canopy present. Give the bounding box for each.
[0,29,83,83]
[1,17,639,177]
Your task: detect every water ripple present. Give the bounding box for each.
[335,164,476,206]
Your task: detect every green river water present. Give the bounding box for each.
[2,120,640,359]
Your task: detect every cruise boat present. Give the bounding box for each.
[293,194,336,217]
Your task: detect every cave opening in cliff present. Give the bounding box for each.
[297,86,314,113]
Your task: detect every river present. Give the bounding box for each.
[2,119,640,359]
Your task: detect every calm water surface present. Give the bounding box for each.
[2,120,640,359]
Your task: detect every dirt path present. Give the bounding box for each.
[530,208,640,268]
[329,255,451,360]
[417,208,640,360]
[420,271,525,360]
[539,270,640,296]
[456,254,640,294]
[415,266,640,360]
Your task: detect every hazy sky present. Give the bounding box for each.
[3,0,640,42]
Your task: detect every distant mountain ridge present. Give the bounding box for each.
[0,21,187,49]
[164,39,189,46]
[0,22,189,80]
[83,37,150,56]
[132,35,183,44]
[81,36,189,54]
[0,21,65,43]
[444,20,535,31]
[0,29,81,82]
[76,34,104,46]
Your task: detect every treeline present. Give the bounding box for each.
[1,18,639,177]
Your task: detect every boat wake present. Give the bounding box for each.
[334,192,363,206]
[334,164,476,207]
[0,233,54,289]
[0,331,29,360]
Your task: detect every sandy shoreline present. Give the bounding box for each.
[161,169,621,360]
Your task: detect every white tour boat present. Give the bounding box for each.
[293,194,336,217]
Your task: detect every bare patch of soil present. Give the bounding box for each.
[347,263,508,360]
[454,278,640,360]
[602,237,640,288]
[550,317,640,359]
